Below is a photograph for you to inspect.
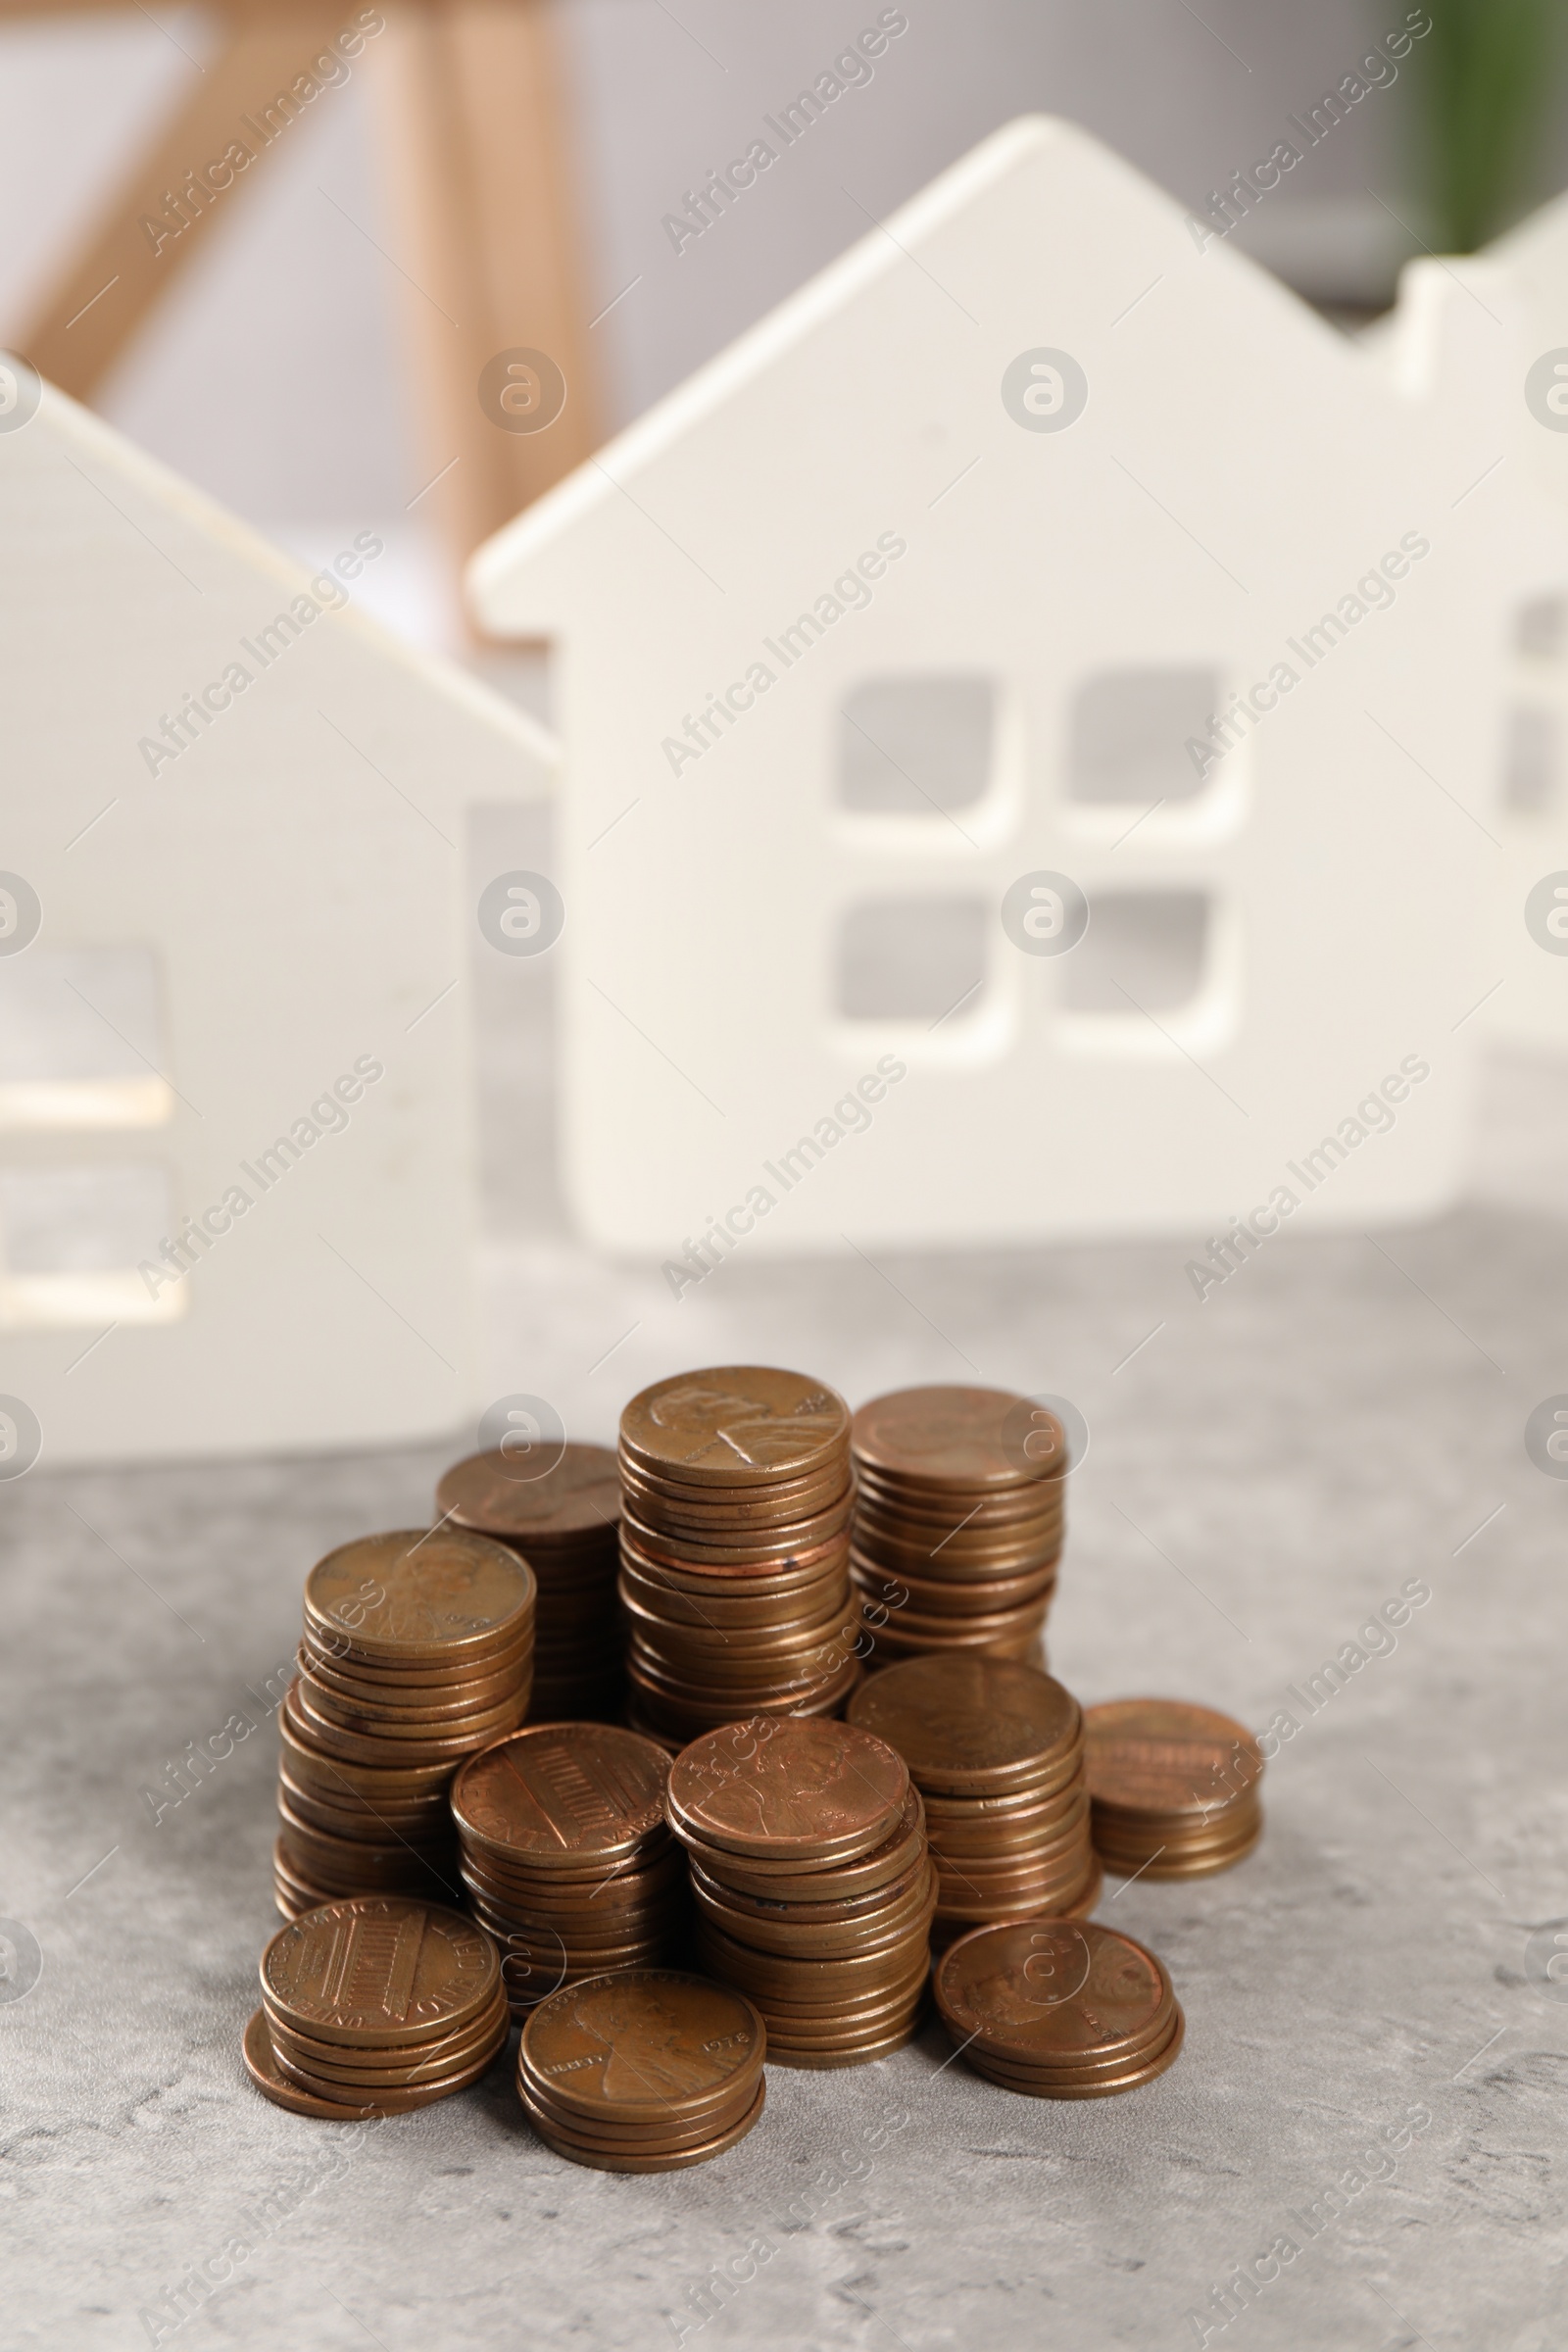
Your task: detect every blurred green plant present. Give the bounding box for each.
[1414,0,1567,250]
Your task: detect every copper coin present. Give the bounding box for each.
[299,1625,535,1688]
[519,1968,764,2123]
[295,1665,530,1736]
[518,2066,758,2149]
[853,1563,1057,1620]
[619,1460,851,1526]
[972,2007,1185,2098]
[269,1988,510,2085]
[621,1368,850,1489]
[271,2029,508,2109]
[679,1784,925,1898]
[288,1682,529,1766]
[852,1465,1064,1525]
[261,1896,499,2048]
[627,1647,855,1710]
[243,2008,382,2119]
[933,1918,1173,2064]
[852,1386,1065,1491]
[276,1800,452,1878]
[278,1704,459,1794]
[436,1443,620,1543]
[734,1956,931,2024]
[1091,1792,1262,1846]
[304,1530,536,1665]
[521,2078,765,2170]
[619,1541,846,1600]
[849,1655,1079,1794]
[693,1912,934,1997]
[518,2075,755,2148]
[622,1517,853,1574]
[666,1718,906,1863]
[1084,1699,1263,1822]
[764,2022,923,2070]
[622,1592,857,1661]
[865,1619,1047,1662]
[619,1559,846,1629]
[689,1849,928,1927]
[452,1724,669,1868]
[691,1875,937,1959]
[624,1657,860,1740]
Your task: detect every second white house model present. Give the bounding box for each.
[1,379,551,1467]
[470,115,1511,1261]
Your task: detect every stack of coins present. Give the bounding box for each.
[435,1444,624,1722]
[669,1718,936,2067]
[617,1367,860,1750]
[849,1654,1100,1943]
[933,1919,1184,2098]
[1085,1698,1264,1879]
[244,1895,510,2117]
[849,1387,1065,1670]
[274,1529,535,1917]
[451,1724,687,2016]
[517,1969,766,2170]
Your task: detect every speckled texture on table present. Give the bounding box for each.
[4,839,1568,2350]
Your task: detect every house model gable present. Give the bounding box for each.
[470,115,1505,1260]
[1,381,553,1467]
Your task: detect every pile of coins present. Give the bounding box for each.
[850,1387,1065,1670]
[1085,1699,1264,1880]
[850,1654,1099,1944]
[274,1529,535,1917]
[451,1723,687,2016]
[933,1919,1184,2098]
[617,1368,861,1749]
[436,1444,624,1722]
[669,1718,936,2067]
[517,1968,766,2170]
[245,1894,510,2117]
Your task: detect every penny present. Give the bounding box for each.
[436,1443,620,1541]
[243,2008,381,2120]
[261,1896,499,2048]
[852,1386,1065,1490]
[850,1656,1080,1790]
[270,2031,508,2111]
[621,1368,850,1488]
[666,1719,906,1863]
[278,1707,458,1795]
[452,1725,670,1864]
[303,1529,536,1664]
[932,1920,1172,2062]
[269,1993,511,2087]
[519,2073,761,2152]
[521,2078,766,2171]
[970,2008,1186,2099]
[689,1850,928,1926]
[622,1517,853,1572]
[1084,1699,1262,1818]
[519,1969,764,2123]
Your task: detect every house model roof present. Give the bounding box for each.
[466,115,1508,1260]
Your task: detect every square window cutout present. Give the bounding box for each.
[1064,892,1209,1013]
[837,898,988,1022]
[1504,706,1556,815]
[0,947,172,1128]
[1069,669,1219,805]
[839,679,994,814]
[0,1164,171,1275]
[1517,597,1567,660]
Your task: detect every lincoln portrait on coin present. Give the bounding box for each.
[571,1982,725,2099]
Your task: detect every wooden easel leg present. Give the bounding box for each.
[370,0,600,584]
[16,6,359,402]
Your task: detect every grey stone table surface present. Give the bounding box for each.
[5,1048,1568,2352]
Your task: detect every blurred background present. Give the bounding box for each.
[6,0,1568,684]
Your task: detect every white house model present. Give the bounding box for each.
[469,115,1511,1264]
[0,380,551,1468]
[1472,189,1568,1053]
